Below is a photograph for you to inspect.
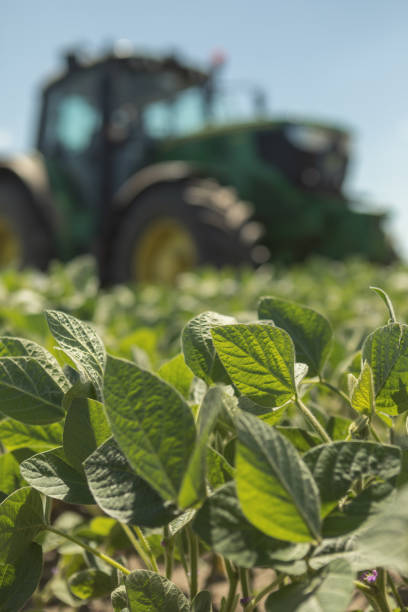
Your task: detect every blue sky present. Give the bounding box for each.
[2,0,408,256]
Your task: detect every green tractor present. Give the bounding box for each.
[0,48,395,284]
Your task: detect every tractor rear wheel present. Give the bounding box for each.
[107,178,267,284]
[0,178,53,270]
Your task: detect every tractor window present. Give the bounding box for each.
[56,95,101,152]
[143,87,205,138]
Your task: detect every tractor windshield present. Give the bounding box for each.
[142,84,265,139]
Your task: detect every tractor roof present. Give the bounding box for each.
[42,48,209,95]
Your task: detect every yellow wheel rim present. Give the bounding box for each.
[0,218,22,267]
[132,217,198,283]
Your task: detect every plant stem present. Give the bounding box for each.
[354,579,392,612]
[176,532,190,581]
[295,394,332,443]
[319,379,353,408]
[239,568,251,609]
[246,574,285,611]
[163,525,174,580]
[43,495,52,525]
[133,525,159,573]
[187,525,199,599]
[387,571,406,610]
[121,524,152,570]
[223,559,239,612]
[45,525,130,575]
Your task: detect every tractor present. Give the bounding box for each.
[0,48,395,284]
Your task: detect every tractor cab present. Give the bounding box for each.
[37,50,209,254]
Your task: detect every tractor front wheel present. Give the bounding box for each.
[106,178,266,284]
[0,178,53,270]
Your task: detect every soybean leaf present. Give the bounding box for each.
[112,584,129,611]
[265,559,353,612]
[193,482,309,567]
[125,570,190,611]
[63,397,110,473]
[69,568,114,600]
[207,447,234,490]
[235,412,321,543]
[0,487,45,564]
[212,324,296,408]
[192,591,212,612]
[158,354,194,399]
[104,355,196,502]
[304,441,401,516]
[20,447,94,505]
[0,452,27,501]
[182,311,236,385]
[276,427,321,452]
[0,542,43,612]
[258,297,332,377]
[0,352,67,424]
[370,286,397,322]
[84,437,176,527]
[322,482,396,538]
[45,309,106,400]
[168,509,196,536]
[362,323,408,416]
[357,484,408,573]
[178,386,225,508]
[0,418,63,452]
[310,535,367,572]
[351,361,375,416]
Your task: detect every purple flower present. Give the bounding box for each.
[360,569,378,584]
[240,596,251,606]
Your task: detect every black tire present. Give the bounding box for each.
[106,178,266,284]
[0,178,53,269]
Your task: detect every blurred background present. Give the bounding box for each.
[1,0,407,259]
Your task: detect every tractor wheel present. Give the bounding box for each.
[0,178,53,270]
[107,178,267,284]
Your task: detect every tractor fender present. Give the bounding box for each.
[0,152,57,233]
[113,161,202,211]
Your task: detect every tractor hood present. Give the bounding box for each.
[155,117,351,196]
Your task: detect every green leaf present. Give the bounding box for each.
[0,418,63,452]
[206,447,234,490]
[68,568,114,600]
[178,386,225,508]
[310,535,367,572]
[362,323,408,416]
[370,286,397,322]
[265,559,353,612]
[45,309,106,400]
[158,354,194,399]
[84,437,176,527]
[20,447,94,505]
[112,584,129,611]
[351,362,375,416]
[303,441,401,516]
[0,487,45,564]
[63,397,111,473]
[0,452,27,500]
[235,412,321,543]
[192,591,212,612]
[0,348,67,424]
[275,426,321,452]
[258,297,332,377]
[0,542,43,612]
[182,311,236,385]
[193,482,309,567]
[104,355,196,502]
[357,485,408,573]
[211,324,296,408]
[125,570,190,611]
